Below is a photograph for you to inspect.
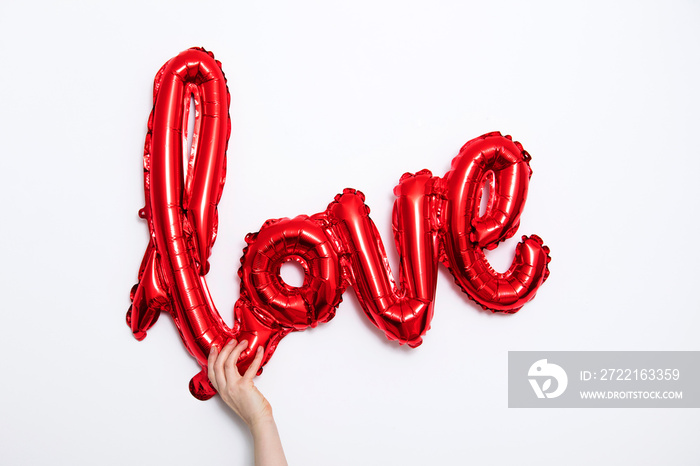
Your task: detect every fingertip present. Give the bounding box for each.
[243,345,265,379]
[207,346,218,366]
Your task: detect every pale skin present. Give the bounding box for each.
[208,340,288,466]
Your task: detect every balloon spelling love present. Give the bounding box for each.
[128,48,551,400]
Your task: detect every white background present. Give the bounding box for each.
[1,1,699,464]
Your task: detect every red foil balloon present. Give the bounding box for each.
[128,48,551,400]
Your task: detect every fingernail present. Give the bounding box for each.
[227,339,236,346]
[256,346,263,353]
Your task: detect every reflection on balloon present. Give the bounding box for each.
[128,48,551,400]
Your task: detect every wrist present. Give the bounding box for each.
[248,410,276,433]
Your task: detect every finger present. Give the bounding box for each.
[207,345,220,390]
[243,346,265,381]
[214,339,237,388]
[224,340,249,378]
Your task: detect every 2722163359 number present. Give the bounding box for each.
[598,368,680,381]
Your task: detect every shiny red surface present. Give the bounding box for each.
[128,48,551,400]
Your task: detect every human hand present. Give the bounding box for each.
[207,340,272,429]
